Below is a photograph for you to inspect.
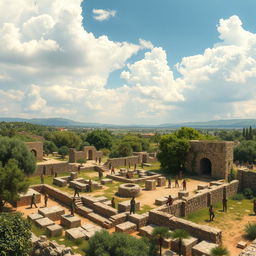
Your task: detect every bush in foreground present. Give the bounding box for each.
[245,222,256,240]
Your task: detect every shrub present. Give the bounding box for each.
[244,188,254,199]
[228,169,236,182]
[244,222,256,240]
[232,193,245,201]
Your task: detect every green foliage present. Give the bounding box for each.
[77,158,86,164]
[86,130,113,150]
[234,140,256,163]
[0,136,36,174]
[210,246,229,256]
[244,222,256,240]
[51,131,82,149]
[152,227,172,256]
[58,146,69,159]
[232,193,245,201]
[43,140,58,155]
[0,212,32,256]
[100,148,110,156]
[157,134,190,174]
[0,159,29,211]
[171,229,190,256]
[110,142,133,158]
[216,130,242,141]
[243,188,254,199]
[84,230,150,256]
[228,168,236,182]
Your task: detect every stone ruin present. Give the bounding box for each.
[25,141,44,161]
[69,146,103,163]
[118,183,141,197]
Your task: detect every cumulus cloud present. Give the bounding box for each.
[0,0,256,124]
[92,9,116,21]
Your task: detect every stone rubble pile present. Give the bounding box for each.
[239,239,256,256]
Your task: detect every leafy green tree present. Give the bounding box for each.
[85,230,149,256]
[152,226,171,256]
[234,140,256,163]
[171,229,190,256]
[174,127,204,140]
[52,131,81,149]
[0,159,28,211]
[157,134,190,174]
[210,246,229,256]
[0,137,36,175]
[86,130,113,150]
[58,146,69,159]
[0,212,32,256]
[43,140,58,155]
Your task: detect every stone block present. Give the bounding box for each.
[28,213,44,222]
[118,200,140,213]
[115,221,137,234]
[65,227,87,240]
[76,205,93,217]
[192,241,217,256]
[155,197,168,206]
[178,191,189,198]
[157,177,166,187]
[53,177,68,187]
[109,213,128,226]
[139,224,156,238]
[61,214,81,228]
[197,184,208,190]
[171,236,198,256]
[35,217,55,228]
[70,172,78,180]
[103,200,112,207]
[46,224,63,237]
[145,180,156,190]
[210,181,224,186]
[92,202,118,218]
[163,238,173,248]
[81,224,103,239]
[128,213,148,229]
[38,206,65,221]
[237,241,247,249]
[101,178,113,185]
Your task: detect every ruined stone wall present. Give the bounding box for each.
[105,156,141,168]
[237,169,256,194]
[69,149,86,163]
[148,210,222,244]
[184,192,209,216]
[25,141,44,161]
[32,162,74,176]
[186,140,234,179]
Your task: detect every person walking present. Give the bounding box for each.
[130,197,136,215]
[44,193,48,207]
[30,193,38,208]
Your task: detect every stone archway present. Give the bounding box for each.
[88,150,93,160]
[31,149,37,158]
[200,158,212,175]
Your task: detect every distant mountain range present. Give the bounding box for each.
[0,117,256,129]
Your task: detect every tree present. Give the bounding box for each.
[51,131,81,149]
[0,136,36,175]
[171,229,190,256]
[210,246,229,256]
[86,130,113,150]
[234,140,256,163]
[58,146,69,159]
[0,212,32,256]
[152,226,171,256]
[157,134,190,174]
[84,230,150,256]
[43,140,58,155]
[0,159,29,211]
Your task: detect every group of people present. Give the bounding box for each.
[30,193,48,209]
[167,177,187,191]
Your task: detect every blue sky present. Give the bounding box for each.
[1,0,256,124]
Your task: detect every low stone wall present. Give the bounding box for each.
[105,156,141,168]
[33,162,75,176]
[148,210,222,244]
[237,169,256,194]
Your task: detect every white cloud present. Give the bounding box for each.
[92,9,116,21]
[0,0,256,124]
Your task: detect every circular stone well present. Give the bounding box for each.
[118,183,141,197]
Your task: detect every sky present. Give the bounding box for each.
[1,0,256,125]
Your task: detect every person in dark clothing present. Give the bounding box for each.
[44,193,48,207]
[209,205,215,221]
[166,195,173,206]
[222,196,228,212]
[182,179,187,191]
[74,186,80,198]
[30,193,37,208]
[70,198,76,216]
[111,197,116,208]
[130,197,136,214]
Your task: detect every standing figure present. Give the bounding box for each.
[74,186,80,198]
[111,197,115,208]
[44,193,48,207]
[175,176,179,188]
[43,165,46,175]
[98,169,103,180]
[70,198,76,216]
[78,165,81,173]
[209,205,215,221]
[88,179,92,192]
[222,196,228,212]
[182,179,187,191]
[40,173,44,184]
[30,193,37,208]
[54,172,58,177]
[253,199,256,215]
[167,177,171,188]
[99,157,102,165]
[166,195,173,206]
[130,197,136,215]
[111,167,115,175]
[109,162,112,170]
[50,166,54,176]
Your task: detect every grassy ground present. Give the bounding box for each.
[31,223,88,255]
[185,198,254,227]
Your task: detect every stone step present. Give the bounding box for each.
[87,212,112,228]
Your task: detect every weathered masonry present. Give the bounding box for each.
[25,141,44,161]
[186,140,234,179]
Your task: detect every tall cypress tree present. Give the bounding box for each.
[242,128,246,138]
[249,126,253,140]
